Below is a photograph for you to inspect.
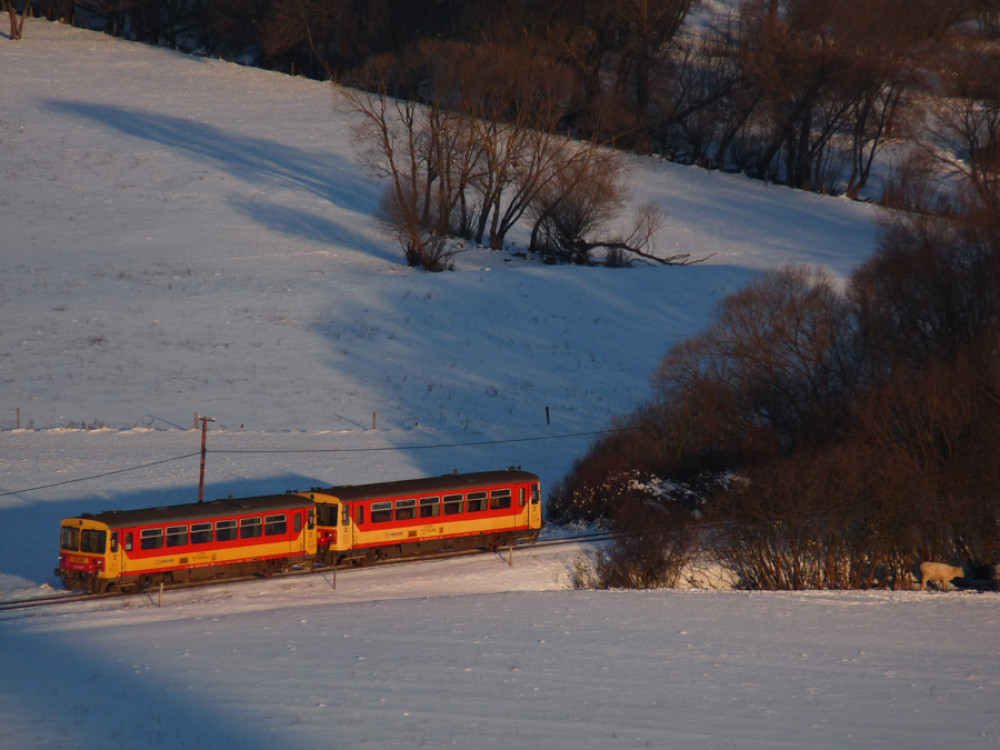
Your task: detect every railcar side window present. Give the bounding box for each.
[110,531,119,553]
[341,505,350,526]
[141,528,164,550]
[371,501,392,523]
[443,494,463,515]
[489,489,512,510]
[395,498,416,521]
[356,505,365,525]
[419,496,440,518]
[265,514,287,536]
[166,525,188,548]
[60,526,80,551]
[125,532,133,551]
[240,517,263,539]
[216,519,238,542]
[191,522,213,544]
[295,513,303,533]
[519,488,526,507]
[466,491,487,513]
[531,484,540,504]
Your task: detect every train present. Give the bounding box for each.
[56,469,542,593]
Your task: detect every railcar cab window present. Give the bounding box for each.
[419,496,440,518]
[489,489,512,510]
[141,528,164,550]
[371,501,392,523]
[166,525,188,548]
[466,491,487,513]
[60,526,80,551]
[443,494,463,515]
[191,522,213,544]
[216,519,238,542]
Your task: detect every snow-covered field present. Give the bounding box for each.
[2,20,998,749]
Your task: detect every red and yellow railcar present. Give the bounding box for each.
[56,469,543,593]
[57,494,317,593]
[310,469,542,565]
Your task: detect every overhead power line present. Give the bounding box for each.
[0,452,202,498]
[2,427,634,497]
[209,428,629,454]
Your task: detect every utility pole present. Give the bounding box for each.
[197,414,215,502]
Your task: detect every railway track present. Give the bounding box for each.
[0,530,612,615]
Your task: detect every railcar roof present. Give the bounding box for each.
[315,469,539,503]
[67,494,311,528]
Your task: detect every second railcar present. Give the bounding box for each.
[309,469,542,565]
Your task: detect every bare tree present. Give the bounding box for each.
[615,0,695,121]
[3,0,31,39]
[926,45,1000,213]
[342,32,659,266]
[665,265,852,447]
[342,62,470,270]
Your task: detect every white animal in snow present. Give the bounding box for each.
[919,561,964,591]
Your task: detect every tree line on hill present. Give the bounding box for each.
[550,187,1000,590]
[14,0,1000,202]
[11,0,998,269]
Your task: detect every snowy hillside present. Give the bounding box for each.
[2,21,879,501]
[2,20,997,750]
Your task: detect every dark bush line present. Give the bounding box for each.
[554,202,1000,590]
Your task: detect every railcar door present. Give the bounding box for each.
[106,530,123,580]
[296,507,317,557]
[339,503,354,552]
[528,482,542,529]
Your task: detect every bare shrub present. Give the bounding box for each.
[528,148,628,264]
[568,553,601,590]
[654,265,853,455]
[850,210,1000,371]
[707,441,928,590]
[582,471,698,589]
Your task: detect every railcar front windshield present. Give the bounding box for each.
[316,503,339,526]
[61,526,107,553]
